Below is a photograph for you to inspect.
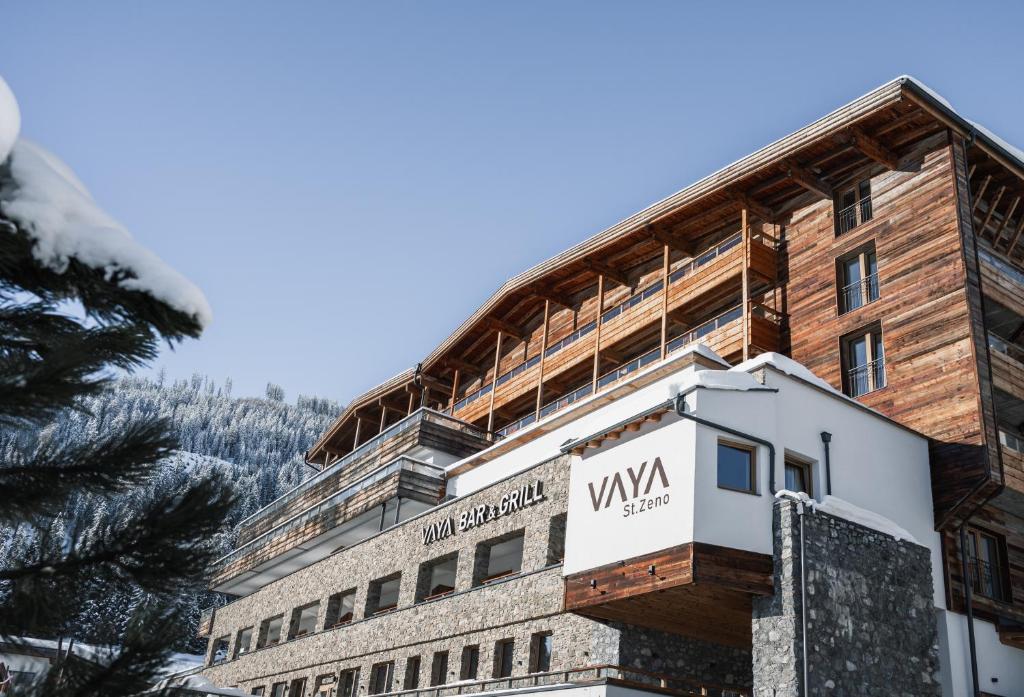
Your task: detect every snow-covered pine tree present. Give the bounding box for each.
[0,184,235,693]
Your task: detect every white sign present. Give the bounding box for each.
[563,419,694,575]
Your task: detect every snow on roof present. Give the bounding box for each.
[776,490,918,543]
[0,140,213,328]
[731,352,842,398]
[0,75,18,164]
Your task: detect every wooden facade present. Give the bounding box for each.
[299,78,1024,641]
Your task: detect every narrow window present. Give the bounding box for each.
[369,662,394,695]
[835,178,873,235]
[473,531,525,586]
[460,645,480,680]
[842,326,885,397]
[404,657,421,690]
[256,615,284,649]
[717,441,756,494]
[966,528,1010,602]
[366,573,401,615]
[270,683,287,697]
[784,457,813,498]
[529,632,553,673]
[837,245,879,314]
[287,678,306,697]
[234,627,254,658]
[430,650,449,686]
[250,687,265,696]
[416,553,458,602]
[338,669,360,697]
[493,638,515,678]
[546,514,567,565]
[210,635,230,664]
[288,601,320,640]
[324,588,356,628]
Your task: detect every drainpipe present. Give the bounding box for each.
[820,431,832,496]
[674,393,777,494]
[959,525,980,697]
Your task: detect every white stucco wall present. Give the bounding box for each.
[937,610,1024,697]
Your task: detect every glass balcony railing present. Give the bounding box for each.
[597,347,661,389]
[540,383,593,419]
[241,409,484,530]
[669,233,741,283]
[666,305,743,354]
[216,456,444,573]
[601,280,664,323]
[544,321,597,358]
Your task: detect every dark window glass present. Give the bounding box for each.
[784,461,812,496]
[531,633,553,673]
[430,651,449,686]
[369,663,393,695]
[461,645,480,680]
[717,443,755,492]
[495,639,515,678]
[404,657,421,690]
[338,669,359,697]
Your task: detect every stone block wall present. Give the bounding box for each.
[752,499,941,696]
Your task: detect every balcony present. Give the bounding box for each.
[238,409,489,545]
[833,195,873,235]
[979,244,1024,318]
[212,457,445,595]
[452,234,778,426]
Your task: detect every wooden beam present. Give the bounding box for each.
[660,243,669,359]
[647,225,695,255]
[582,258,630,288]
[972,175,992,213]
[731,193,775,224]
[486,331,503,433]
[530,287,575,310]
[978,186,1006,238]
[741,207,750,361]
[785,161,833,199]
[535,299,551,419]
[592,274,605,390]
[992,196,1021,245]
[846,126,900,169]
[482,316,525,342]
[1007,216,1024,256]
[418,373,453,394]
[378,396,408,414]
[444,357,482,377]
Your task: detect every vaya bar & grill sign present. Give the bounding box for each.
[421,480,544,545]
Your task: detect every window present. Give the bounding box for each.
[493,638,515,678]
[460,645,480,680]
[473,531,525,586]
[784,457,813,498]
[287,678,306,697]
[369,662,393,695]
[338,668,360,697]
[366,573,401,615]
[416,553,458,602]
[430,650,449,686]
[324,589,356,628]
[234,627,254,658]
[404,656,421,690]
[842,327,885,397]
[546,514,567,565]
[966,528,1010,602]
[313,674,336,697]
[717,441,756,494]
[210,635,230,664]
[529,633,553,674]
[270,683,287,697]
[250,687,266,696]
[837,246,879,313]
[257,615,284,649]
[288,601,320,640]
[835,179,873,234]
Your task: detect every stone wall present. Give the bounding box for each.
[614,624,751,689]
[752,499,941,696]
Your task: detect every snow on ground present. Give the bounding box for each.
[0,140,213,328]
[775,490,918,543]
[0,75,18,164]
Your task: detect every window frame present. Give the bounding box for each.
[403,656,421,690]
[368,662,394,695]
[338,668,360,697]
[965,527,1011,603]
[460,645,480,681]
[716,439,758,495]
[288,600,320,640]
[834,178,874,235]
[841,325,886,397]
[416,552,459,603]
[234,626,254,659]
[429,650,449,687]
[836,243,880,315]
[366,573,402,616]
[783,456,814,499]
[493,638,515,679]
[473,531,526,587]
[257,614,284,649]
[529,632,553,674]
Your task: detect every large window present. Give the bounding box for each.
[837,245,879,314]
[324,588,356,628]
[966,528,1010,602]
[473,531,525,586]
[256,615,283,649]
[529,633,553,674]
[210,635,229,665]
[835,179,873,235]
[366,573,401,615]
[288,601,320,640]
[338,668,359,697]
[430,651,449,686]
[717,441,756,494]
[493,639,515,678]
[416,553,458,602]
[368,662,394,695]
[460,645,480,680]
[234,627,254,658]
[842,326,886,397]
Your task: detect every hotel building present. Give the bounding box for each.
[192,77,1024,697]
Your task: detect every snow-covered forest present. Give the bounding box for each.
[0,373,339,652]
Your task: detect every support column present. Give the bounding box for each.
[486,331,503,433]
[449,369,460,414]
[660,244,670,358]
[591,274,605,391]
[741,207,750,361]
[535,300,551,419]
[353,417,363,448]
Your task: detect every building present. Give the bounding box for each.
[194,76,1024,697]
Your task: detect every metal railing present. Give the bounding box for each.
[834,196,873,235]
[967,556,1007,601]
[845,358,886,397]
[598,347,661,389]
[241,409,483,529]
[215,457,444,571]
[540,383,593,418]
[494,411,536,439]
[363,664,749,697]
[839,273,879,313]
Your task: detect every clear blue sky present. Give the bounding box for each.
[4,1,1023,404]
